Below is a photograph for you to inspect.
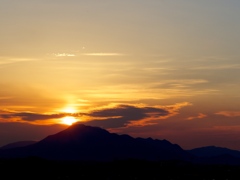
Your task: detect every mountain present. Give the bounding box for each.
[0,123,192,161]
[188,146,240,158]
[0,141,37,150]
[187,146,240,165]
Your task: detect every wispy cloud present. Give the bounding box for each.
[215,111,240,117]
[151,79,209,88]
[53,53,76,57]
[148,79,219,98]
[0,57,37,65]
[0,110,66,122]
[82,53,125,56]
[187,113,207,120]
[192,64,240,70]
[51,52,124,57]
[0,96,13,100]
[84,102,192,128]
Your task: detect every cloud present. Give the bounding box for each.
[0,110,66,122]
[0,102,191,128]
[0,57,37,65]
[54,53,76,57]
[82,53,124,56]
[187,113,207,120]
[215,111,240,117]
[52,52,124,57]
[150,79,209,89]
[83,102,191,128]
[192,64,240,70]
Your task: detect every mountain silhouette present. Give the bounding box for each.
[0,123,191,161]
[0,141,37,150]
[188,146,240,158]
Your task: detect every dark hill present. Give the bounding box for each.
[188,146,240,158]
[0,141,37,150]
[0,123,191,161]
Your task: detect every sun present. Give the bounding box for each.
[61,116,77,125]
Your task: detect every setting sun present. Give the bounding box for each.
[61,116,77,125]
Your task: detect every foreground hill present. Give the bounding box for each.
[0,123,191,161]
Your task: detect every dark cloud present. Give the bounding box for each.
[0,111,66,121]
[84,104,170,128]
[0,103,188,129]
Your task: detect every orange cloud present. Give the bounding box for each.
[84,102,192,128]
[0,102,192,128]
[215,111,240,117]
[0,109,76,124]
[187,113,207,120]
[82,53,124,56]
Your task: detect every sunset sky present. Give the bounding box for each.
[1,0,240,150]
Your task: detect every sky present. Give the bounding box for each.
[0,0,240,150]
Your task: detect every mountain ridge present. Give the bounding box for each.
[0,141,37,150]
[0,123,191,161]
[188,146,240,158]
[1,123,240,165]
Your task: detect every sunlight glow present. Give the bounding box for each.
[61,116,77,125]
[62,107,77,114]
